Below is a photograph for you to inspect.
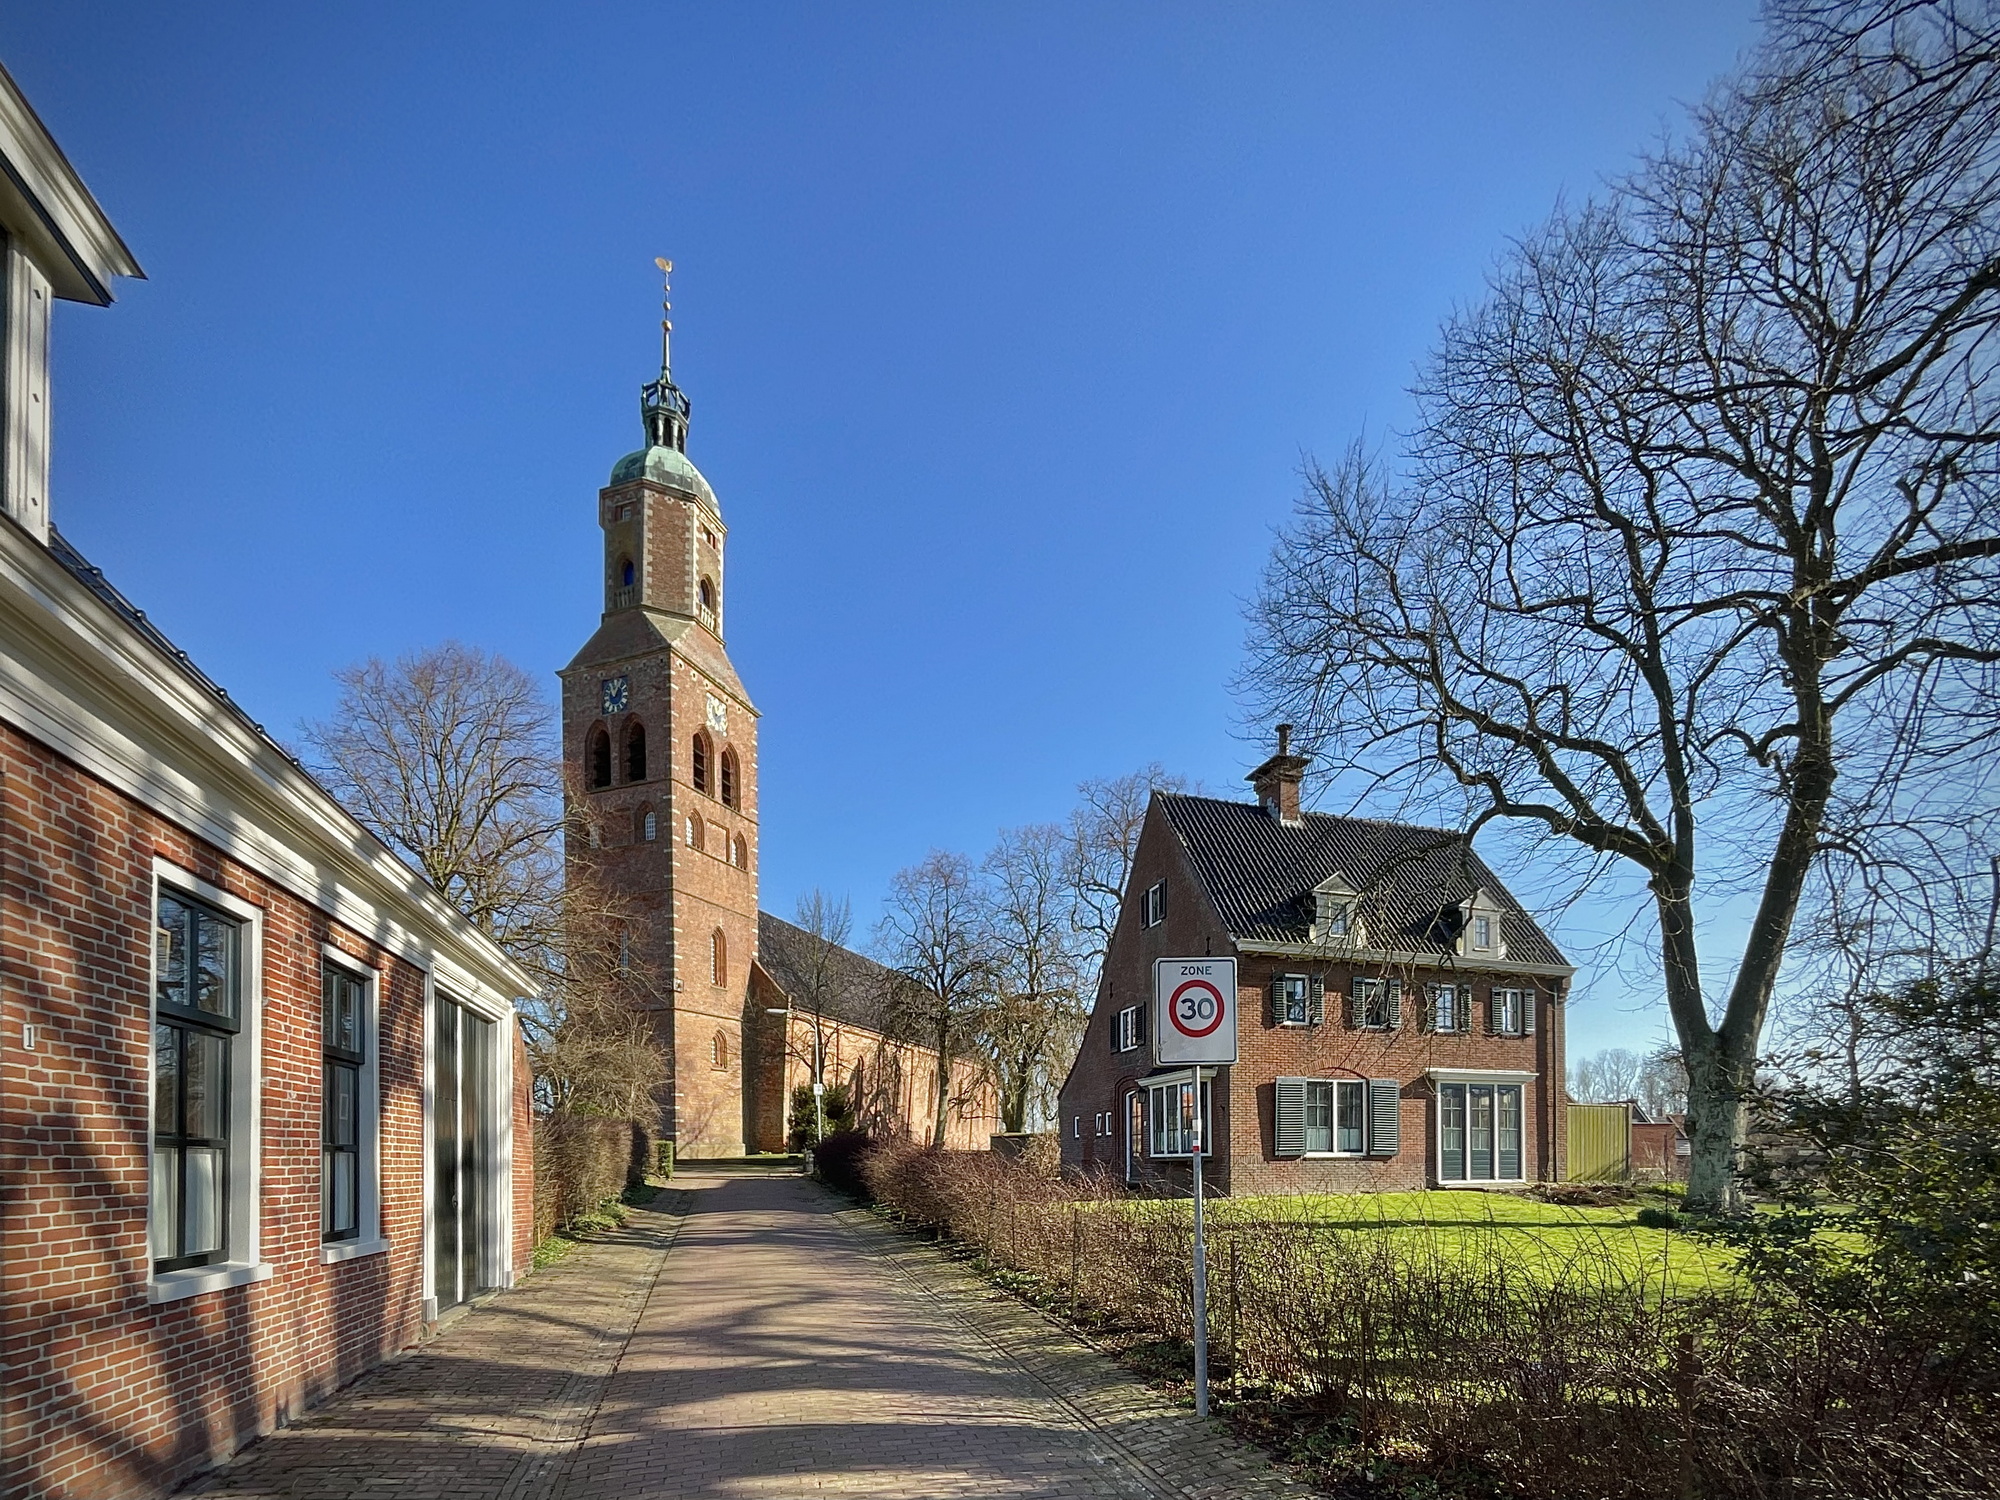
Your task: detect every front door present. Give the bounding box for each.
[1124,1089,1143,1184]
[432,996,496,1311]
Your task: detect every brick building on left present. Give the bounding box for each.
[0,64,538,1500]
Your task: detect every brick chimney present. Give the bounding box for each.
[1247,724,1309,825]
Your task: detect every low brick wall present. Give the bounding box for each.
[533,1114,654,1242]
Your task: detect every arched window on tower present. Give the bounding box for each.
[712,1030,729,1070]
[691,733,711,794]
[698,576,718,631]
[635,804,656,843]
[720,748,738,807]
[586,726,612,789]
[732,835,748,870]
[625,719,647,782]
[711,928,728,987]
[686,813,704,852]
[620,556,636,588]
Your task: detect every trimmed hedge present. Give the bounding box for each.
[533,1114,653,1242]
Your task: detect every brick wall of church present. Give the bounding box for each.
[0,722,534,1500]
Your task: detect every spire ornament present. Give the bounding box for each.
[640,255,691,452]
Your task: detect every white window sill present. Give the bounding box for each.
[1438,1179,1530,1188]
[320,1236,391,1265]
[149,1260,274,1303]
[1301,1151,1367,1160]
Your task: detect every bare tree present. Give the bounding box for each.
[302,642,566,975]
[1248,5,2000,1211]
[1570,1047,1646,1103]
[303,642,664,1118]
[788,888,853,1142]
[976,824,1090,1133]
[876,850,993,1147]
[1635,1049,1692,1120]
[1066,764,1194,986]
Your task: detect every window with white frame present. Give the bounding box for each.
[1490,987,1535,1037]
[1114,1004,1143,1052]
[1437,1081,1525,1181]
[1351,976,1401,1030]
[322,963,366,1243]
[1141,880,1166,928]
[1425,982,1467,1034]
[154,889,241,1271]
[1272,974,1310,1026]
[1304,1079,1367,1154]
[1145,1074,1213,1157]
[1276,1075,1401,1157]
[151,866,264,1298]
[1472,914,1494,950]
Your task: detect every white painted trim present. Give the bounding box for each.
[149,860,270,1299]
[319,1236,390,1265]
[319,944,383,1255]
[0,519,533,1017]
[1236,938,1575,980]
[0,67,144,303]
[3,244,52,542]
[148,1260,274,1304]
[1425,1067,1540,1083]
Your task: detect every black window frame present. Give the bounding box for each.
[322,962,367,1244]
[154,890,242,1274]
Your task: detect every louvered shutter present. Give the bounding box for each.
[1420,985,1436,1033]
[1522,990,1536,1035]
[1274,1077,1308,1156]
[1385,982,1402,1029]
[1267,983,1281,1026]
[1485,988,1500,1034]
[1308,976,1325,1026]
[1349,981,1365,1029]
[1367,1079,1400,1156]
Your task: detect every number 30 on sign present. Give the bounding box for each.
[1153,957,1238,1065]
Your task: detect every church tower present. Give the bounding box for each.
[560,265,760,1156]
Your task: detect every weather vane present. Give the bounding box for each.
[655,256,673,372]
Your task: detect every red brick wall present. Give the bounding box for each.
[0,723,533,1500]
[1057,800,1568,1196]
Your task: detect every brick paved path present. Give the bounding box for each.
[189,1171,1311,1500]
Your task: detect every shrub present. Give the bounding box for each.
[533,1113,653,1241]
[1635,1205,1681,1229]
[810,1128,878,1200]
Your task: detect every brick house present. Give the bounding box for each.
[1057,733,1572,1195]
[0,66,537,1499]
[751,912,1000,1151]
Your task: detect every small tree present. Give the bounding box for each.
[977,824,1089,1132]
[876,850,993,1147]
[1066,765,1193,986]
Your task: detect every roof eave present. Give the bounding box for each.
[1233,937,1576,980]
[0,61,144,304]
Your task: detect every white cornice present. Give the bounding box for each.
[0,61,143,304]
[1233,938,1575,981]
[0,519,531,1009]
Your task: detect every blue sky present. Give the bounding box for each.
[5,2,1760,1058]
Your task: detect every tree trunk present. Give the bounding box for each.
[1682,1033,1754,1215]
[931,1024,951,1148]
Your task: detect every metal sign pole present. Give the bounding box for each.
[1190,1066,1210,1418]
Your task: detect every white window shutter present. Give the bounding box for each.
[1274,1077,1308,1156]
[1367,1079,1400,1156]
[1523,990,1536,1035]
[1308,976,1325,1026]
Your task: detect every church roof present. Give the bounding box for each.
[608,444,718,513]
[1156,792,1571,970]
[756,912,901,1034]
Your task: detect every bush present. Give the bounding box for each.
[810,1128,878,1200]
[533,1113,653,1241]
[1635,1205,1681,1229]
[860,1145,1998,1498]
[788,1082,856,1151]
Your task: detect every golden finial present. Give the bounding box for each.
[655,257,674,371]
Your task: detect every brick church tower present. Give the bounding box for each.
[559,269,759,1156]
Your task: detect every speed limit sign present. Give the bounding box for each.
[1153,957,1238,1065]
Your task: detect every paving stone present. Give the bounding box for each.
[180,1171,1316,1500]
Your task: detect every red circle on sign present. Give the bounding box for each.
[1168,979,1226,1038]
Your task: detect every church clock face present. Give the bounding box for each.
[706,693,728,736]
[601,675,630,715]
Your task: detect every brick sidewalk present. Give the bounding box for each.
[184,1171,1312,1500]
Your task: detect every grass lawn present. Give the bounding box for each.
[1119,1189,1743,1296]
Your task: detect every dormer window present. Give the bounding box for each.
[1310,874,1361,946]
[1473,915,1493,950]
[1456,891,1507,960]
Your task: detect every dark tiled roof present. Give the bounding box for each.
[757,912,900,1032]
[1157,793,1569,969]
